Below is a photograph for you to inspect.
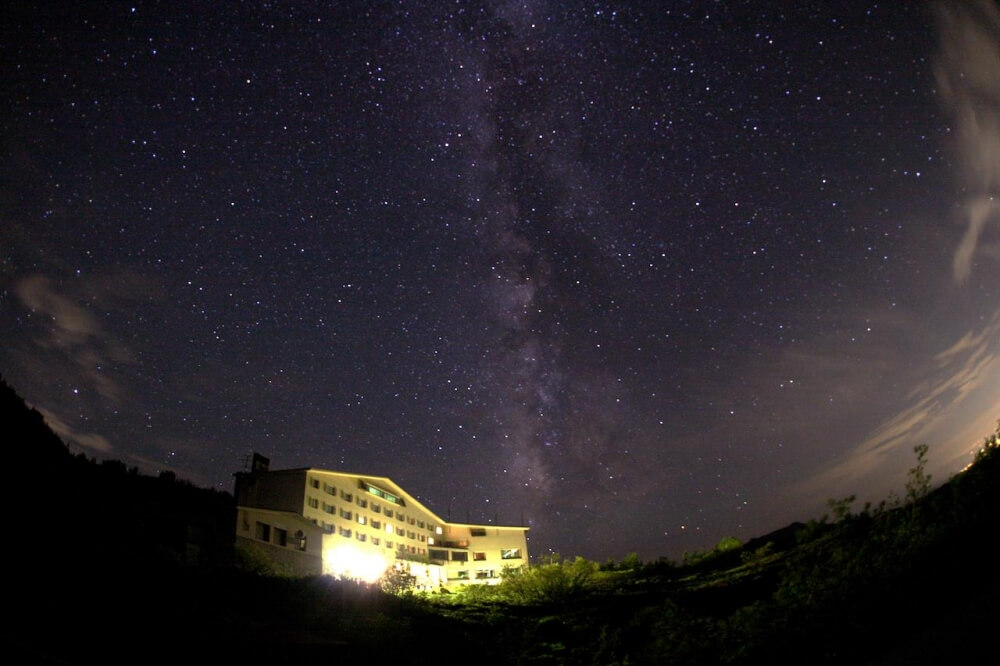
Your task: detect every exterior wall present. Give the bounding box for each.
[235,506,323,576]
[236,465,529,587]
[434,524,529,585]
[235,469,307,513]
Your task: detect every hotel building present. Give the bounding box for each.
[234,454,529,587]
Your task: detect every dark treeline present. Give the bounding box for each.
[4,374,1000,664]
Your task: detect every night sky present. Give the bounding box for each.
[3,1,1000,561]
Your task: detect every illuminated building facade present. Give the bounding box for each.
[234,455,529,587]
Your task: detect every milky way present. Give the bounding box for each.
[3,1,1000,560]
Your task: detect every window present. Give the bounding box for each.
[371,519,381,529]
[417,520,425,528]
[476,569,496,580]
[418,535,426,542]
[323,482,336,495]
[384,509,393,518]
[274,528,287,547]
[356,533,367,542]
[473,552,486,561]
[429,549,448,560]
[386,540,393,549]
[341,491,353,502]
[372,536,380,546]
[501,549,522,560]
[357,515,367,525]
[456,570,469,580]
[427,537,434,545]
[339,527,352,538]
[310,478,320,489]
[385,523,394,534]
[322,522,334,534]
[408,517,416,525]
[406,531,416,540]
[357,498,367,508]
[452,551,469,562]
[470,528,487,537]
[255,522,270,542]
[372,503,382,514]
[435,526,443,535]
[362,481,401,505]
[323,503,335,514]
[340,508,353,520]
[308,497,319,509]
[397,513,406,522]
[396,527,405,536]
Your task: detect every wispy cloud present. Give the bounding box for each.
[934,0,1000,283]
[13,274,138,403]
[38,407,113,454]
[795,309,1000,501]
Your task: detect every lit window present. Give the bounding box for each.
[357,515,367,525]
[435,526,443,535]
[362,482,401,505]
[427,537,434,545]
[501,549,522,560]
[385,523,394,534]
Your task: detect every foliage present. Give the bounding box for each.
[495,555,599,604]
[379,565,417,596]
[233,541,294,577]
[905,443,932,503]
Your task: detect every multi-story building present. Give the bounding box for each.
[234,454,529,587]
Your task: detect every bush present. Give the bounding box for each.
[498,555,598,604]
